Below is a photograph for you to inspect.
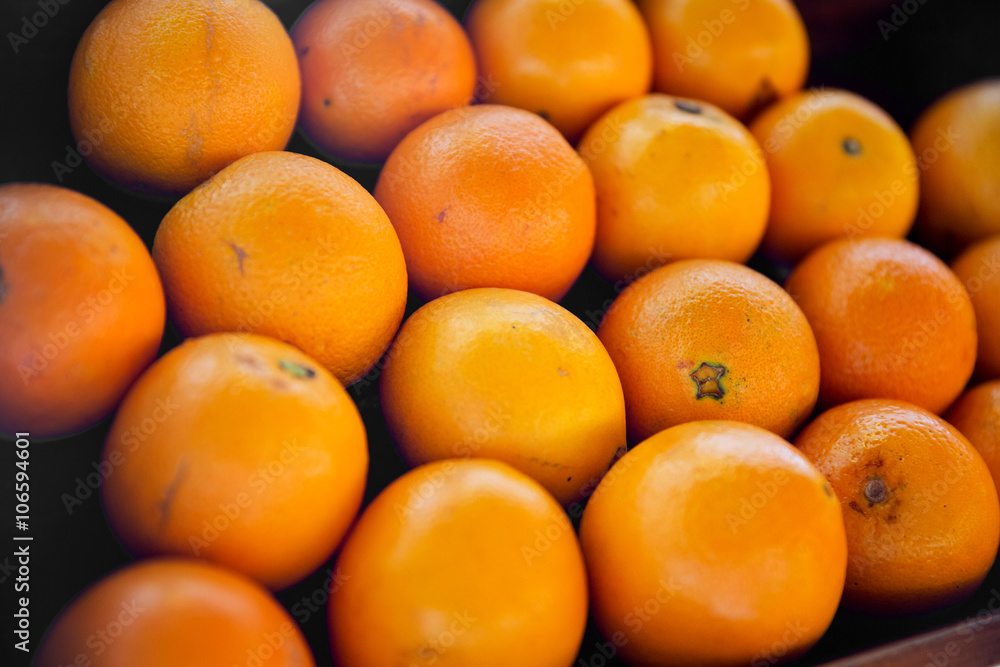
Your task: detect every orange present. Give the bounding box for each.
[750,89,919,263]
[0,183,164,439]
[912,79,1000,256]
[785,237,977,414]
[101,333,368,590]
[952,236,1000,379]
[580,94,770,283]
[328,459,588,667]
[379,288,626,506]
[795,399,1000,615]
[292,0,476,163]
[36,559,315,667]
[465,0,652,142]
[152,151,407,385]
[640,0,809,120]
[580,420,846,666]
[375,104,594,302]
[597,259,819,442]
[946,381,1000,492]
[68,0,300,197]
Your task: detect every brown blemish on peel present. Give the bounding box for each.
[0,265,7,303]
[227,242,248,275]
[690,362,726,399]
[159,459,190,531]
[279,359,316,379]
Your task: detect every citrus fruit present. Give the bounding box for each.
[465,0,652,142]
[580,94,769,283]
[292,0,476,163]
[912,79,1000,256]
[596,259,820,442]
[328,459,588,667]
[785,237,976,414]
[580,420,846,666]
[0,183,164,439]
[36,559,315,667]
[152,150,407,385]
[374,104,594,302]
[640,0,809,120]
[946,381,1000,491]
[795,399,1000,615]
[750,88,919,263]
[68,0,300,197]
[380,287,626,506]
[101,333,368,590]
[951,235,1000,379]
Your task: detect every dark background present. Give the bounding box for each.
[2,0,1000,665]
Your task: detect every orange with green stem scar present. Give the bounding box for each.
[690,362,726,399]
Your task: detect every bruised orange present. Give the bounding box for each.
[912,79,1000,256]
[785,238,977,414]
[465,0,652,142]
[579,94,769,283]
[750,89,919,263]
[292,0,477,163]
[36,559,315,667]
[795,399,1000,615]
[951,235,1000,379]
[580,421,846,666]
[597,259,819,442]
[375,105,594,302]
[379,288,626,505]
[640,0,809,120]
[0,183,164,439]
[947,381,1000,492]
[68,0,300,197]
[101,333,368,590]
[328,459,588,667]
[152,151,407,385]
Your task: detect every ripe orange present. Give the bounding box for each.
[465,0,652,142]
[597,259,819,442]
[795,399,1000,615]
[785,238,977,414]
[101,333,368,590]
[36,559,315,667]
[579,94,769,283]
[750,89,919,263]
[68,0,300,197]
[379,288,626,506]
[951,236,1000,380]
[0,183,164,439]
[292,0,476,163]
[328,459,588,667]
[152,151,407,385]
[580,420,846,666]
[912,79,1000,256]
[375,105,594,302]
[946,381,1000,491]
[641,0,808,120]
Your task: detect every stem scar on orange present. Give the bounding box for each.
[597,259,820,442]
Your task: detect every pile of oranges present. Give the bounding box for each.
[3,0,1000,665]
